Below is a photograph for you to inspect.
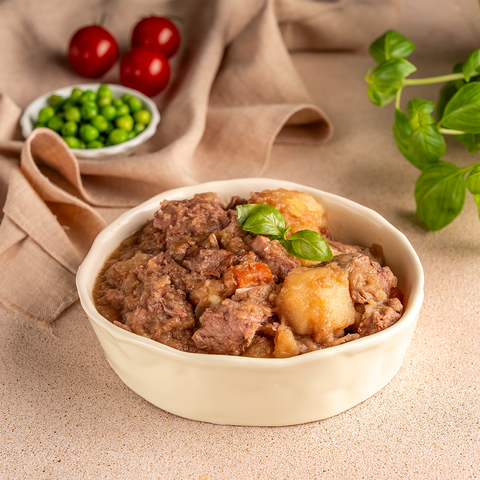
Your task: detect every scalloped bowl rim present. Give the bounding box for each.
[20,83,160,158]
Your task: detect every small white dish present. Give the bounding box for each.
[20,83,160,158]
[76,178,424,426]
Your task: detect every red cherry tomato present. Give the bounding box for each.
[131,16,180,58]
[120,47,171,97]
[68,25,119,78]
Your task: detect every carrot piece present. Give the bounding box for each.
[228,261,273,288]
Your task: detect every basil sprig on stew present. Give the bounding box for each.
[366,29,480,231]
[236,204,333,262]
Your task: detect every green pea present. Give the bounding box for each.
[127,131,136,140]
[61,121,78,137]
[105,138,113,147]
[101,105,116,121]
[133,109,151,125]
[87,140,104,149]
[70,88,83,102]
[47,115,64,132]
[79,124,99,142]
[81,102,98,120]
[104,122,114,135]
[48,94,64,110]
[116,115,134,132]
[112,98,123,107]
[62,100,76,112]
[38,107,55,124]
[97,96,112,107]
[134,122,146,135]
[108,128,128,145]
[34,123,45,129]
[128,96,143,113]
[63,136,81,149]
[97,84,113,98]
[79,90,96,104]
[116,104,130,117]
[121,93,133,103]
[78,140,87,149]
[91,115,109,132]
[64,107,81,123]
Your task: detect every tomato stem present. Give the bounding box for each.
[97,12,107,27]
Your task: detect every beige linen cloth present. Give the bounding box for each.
[0,0,399,325]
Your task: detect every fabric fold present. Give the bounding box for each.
[0,158,79,323]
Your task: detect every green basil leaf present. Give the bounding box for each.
[474,194,480,220]
[367,58,417,96]
[436,82,460,122]
[462,49,480,82]
[441,82,480,133]
[280,230,333,262]
[466,164,480,194]
[236,204,286,237]
[393,101,445,169]
[455,133,480,153]
[414,161,466,230]
[235,204,261,226]
[369,30,416,64]
[393,108,413,159]
[367,85,396,107]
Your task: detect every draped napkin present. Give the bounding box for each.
[0,0,399,325]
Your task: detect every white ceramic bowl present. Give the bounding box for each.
[20,83,160,158]
[76,178,424,426]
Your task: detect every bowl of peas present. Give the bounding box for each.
[20,83,160,158]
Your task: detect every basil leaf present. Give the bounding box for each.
[367,58,417,97]
[369,30,415,64]
[235,204,262,226]
[441,82,480,133]
[393,101,445,169]
[367,85,396,107]
[393,108,413,159]
[466,164,480,194]
[280,230,333,262]
[462,49,480,82]
[436,82,460,121]
[236,204,286,237]
[414,161,466,230]
[455,133,480,153]
[474,194,480,220]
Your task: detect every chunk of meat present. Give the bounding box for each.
[250,235,300,281]
[231,282,276,308]
[192,299,270,355]
[182,247,237,278]
[327,239,385,265]
[124,280,196,348]
[357,298,403,336]
[323,253,397,303]
[226,196,248,210]
[153,193,230,247]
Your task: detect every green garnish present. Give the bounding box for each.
[366,29,480,231]
[236,204,333,262]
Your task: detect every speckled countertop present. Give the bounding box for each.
[2,1,480,478]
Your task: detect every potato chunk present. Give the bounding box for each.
[275,266,356,345]
[249,188,328,234]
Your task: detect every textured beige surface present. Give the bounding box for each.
[2,0,480,479]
